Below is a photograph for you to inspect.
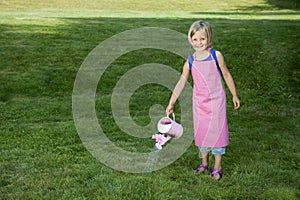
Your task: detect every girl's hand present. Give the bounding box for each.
[233,96,240,110]
[166,104,174,115]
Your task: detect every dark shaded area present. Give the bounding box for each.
[191,11,300,15]
[267,0,300,10]
[234,0,300,11]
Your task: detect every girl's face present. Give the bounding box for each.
[191,31,208,52]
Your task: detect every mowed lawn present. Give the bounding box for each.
[0,0,299,199]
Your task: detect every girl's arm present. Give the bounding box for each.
[216,51,241,110]
[166,60,190,115]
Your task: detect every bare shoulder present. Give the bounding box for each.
[183,60,190,71]
[213,50,225,66]
[184,59,189,66]
[181,60,190,78]
[215,50,224,60]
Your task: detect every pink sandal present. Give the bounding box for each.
[211,169,222,180]
[194,164,210,174]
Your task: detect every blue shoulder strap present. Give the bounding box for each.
[210,48,219,68]
[188,54,194,70]
[210,48,222,75]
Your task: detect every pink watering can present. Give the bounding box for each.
[157,113,183,139]
[152,113,183,150]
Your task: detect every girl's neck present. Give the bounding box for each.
[194,49,210,60]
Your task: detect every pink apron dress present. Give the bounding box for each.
[191,51,229,148]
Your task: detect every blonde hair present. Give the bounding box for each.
[188,20,213,48]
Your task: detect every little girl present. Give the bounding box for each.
[166,20,240,180]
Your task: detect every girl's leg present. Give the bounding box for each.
[211,147,225,170]
[213,154,222,170]
[194,149,210,174]
[212,154,222,180]
[201,151,209,166]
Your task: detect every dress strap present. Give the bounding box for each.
[210,48,222,76]
[209,48,219,68]
[188,54,194,70]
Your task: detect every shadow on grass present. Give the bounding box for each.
[267,0,300,10]
[235,0,300,11]
[190,11,300,15]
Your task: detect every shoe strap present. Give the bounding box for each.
[197,164,209,170]
[211,169,222,175]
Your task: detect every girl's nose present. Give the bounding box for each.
[194,40,200,45]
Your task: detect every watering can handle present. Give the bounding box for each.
[167,113,176,121]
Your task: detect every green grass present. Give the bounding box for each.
[0,0,281,11]
[0,0,299,11]
[1,0,300,199]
